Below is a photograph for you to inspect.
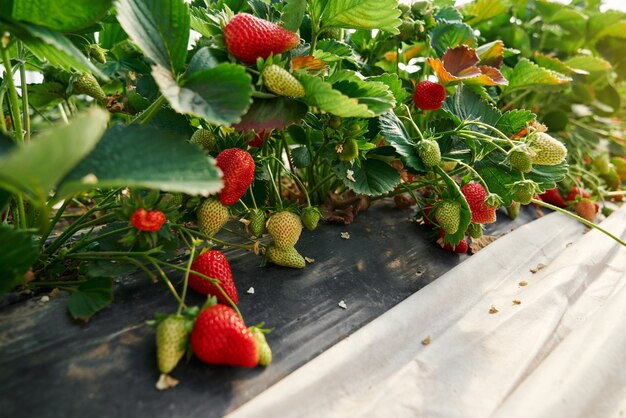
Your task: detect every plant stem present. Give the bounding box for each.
[17,42,30,142]
[174,225,261,250]
[1,44,23,143]
[40,199,71,246]
[176,244,195,316]
[133,95,166,125]
[67,226,133,254]
[531,198,626,247]
[57,103,69,124]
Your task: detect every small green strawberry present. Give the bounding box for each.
[508,148,533,173]
[88,44,108,64]
[506,201,520,220]
[190,129,216,151]
[417,139,441,167]
[73,73,106,102]
[266,210,302,249]
[197,198,229,237]
[267,243,306,268]
[511,180,537,205]
[249,326,272,366]
[338,138,359,162]
[593,153,611,175]
[528,132,567,166]
[262,65,305,98]
[467,222,483,239]
[156,315,189,374]
[301,206,322,231]
[161,193,184,209]
[248,208,266,237]
[435,200,461,235]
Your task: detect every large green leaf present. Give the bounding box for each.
[67,277,114,321]
[331,158,401,196]
[430,21,476,57]
[320,0,401,34]
[1,0,112,31]
[463,0,508,26]
[368,73,406,106]
[564,55,612,73]
[505,58,572,92]
[299,74,371,117]
[7,21,106,79]
[329,71,395,116]
[58,124,222,197]
[281,0,306,31]
[442,84,501,126]
[0,225,38,294]
[495,110,536,137]
[0,108,109,203]
[378,111,424,172]
[232,97,308,131]
[152,63,252,125]
[115,0,190,74]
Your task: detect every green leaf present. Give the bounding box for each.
[0,225,38,294]
[329,71,395,116]
[299,74,370,117]
[430,21,476,57]
[0,108,109,203]
[313,39,356,62]
[115,0,190,74]
[152,63,252,125]
[67,277,114,321]
[442,84,501,126]
[378,111,424,172]
[331,158,401,196]
[434,166,471,246]
[505,58,572,92]
[463,0,509,26]
[435,6,463,22]
[321,0,401,34]
[232,97,308,131]
[532,53,576,75]
[58,123,222,197]
[564,55,612,73]
[282,0,306,32]
[495,110,536,137]
[291,146,311,168]
[8,21,107,79]
[2,0,113,31]
[369,73,406,106]
[26,82,65,108]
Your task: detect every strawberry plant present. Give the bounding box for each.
[0,0,625,387]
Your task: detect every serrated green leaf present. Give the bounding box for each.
[369,73,406,106]
[291,146,311,168]
[594,21,626,40]
[282,0,306,32]
[442,84,501,126]
[0,225,38,294]
[0,108,108,203]
[313,39,356,62]
[564,55,612,73]
[532,53,576,75]
[152,63,252,125]
[27,82,65,108]
[430,21,476,57]
[232,97,308,131]
[321,0,401,34]
[463,0,509,26]
[3,0,112,32]
[116,0,190,74]
[329,72,395,116]
[434,166,471,245]
[299,74,370,117]
[495,110,536,137]
[331,158,401,196]
[506,58,572,92]
[58,124,222,197]
[8,21,106,79]
[435,6,463,22]
[67,277,114,321]
[378,111,425,172]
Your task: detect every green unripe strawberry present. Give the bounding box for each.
[156,315,188,374]
[267,243,305,268]
[593,154,611,175]
[190,129,216,151]
[73,73,106,102]
[88,44,108,64]
[398,19,415,42]
[161,193,184,208]
[529,132,567,166]
[319,27,342,40]
[301,206,322,231]
[511,181,537,205]
[509,149,533,173]
[435,200,461,235]
[248,208,266,237]
[249,327,272,366]
[467,222,483,239]
[338,138,359,162]
[506,201,520,220]
[417,139,441,167]
[267,210,302,248]
[442,161,457,172]
[329,115,342,130]
[197,198,229,237]
[262,65,305,98]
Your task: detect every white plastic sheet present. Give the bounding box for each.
[229,207,626,418]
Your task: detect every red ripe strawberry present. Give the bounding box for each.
[575,199,598,222]
[438,230,468,254]
[223,13,300,65]
[249,129,269,148]
[130,208,166,232]
[216,148,255,206]
[460,183,496,224]
[565,187,590,202]
[413,80,446,111]
[189,250,239,305]
[539,187,566,208]
[191,304,258,368]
